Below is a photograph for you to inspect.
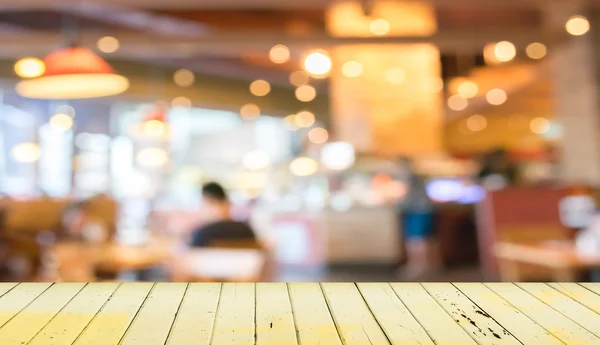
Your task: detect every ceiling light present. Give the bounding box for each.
[15,47,129,99]
[303,51,331,78]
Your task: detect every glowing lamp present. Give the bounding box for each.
[16,47,129,99]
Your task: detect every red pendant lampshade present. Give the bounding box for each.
[15,47,129,99]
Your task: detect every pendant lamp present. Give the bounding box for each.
[136,103,170,139]
[15,46,129,99]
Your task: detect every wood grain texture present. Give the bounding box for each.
[454,283,563,345]
[321,283,390,345]
[486,283,600,345]
[288,283,342,345]
[166,283,221,345]
[0,283,596,344]
[518,283,600,338]
[390,283,478,345]
[73,282,153,345]
[357,283,434,345]
[211,283,255,345]
[119,283,187,345]
[0,283,85,345]
[423,283,521,344]
[256,283,298,345]
[28,282,120,345]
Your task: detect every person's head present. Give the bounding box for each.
[61,201,89,234]
[200,182,230,220]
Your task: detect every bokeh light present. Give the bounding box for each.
[143,119,166,137]
[466,115,487,132]
[295,111,315,128]
[295,85,317,102]
[458,81,479,99]
[308,127,328,144]
[447,95,468,111]
[494,41,516,62]
[342,61,363,78]
[12,143,40,163]
[526,43,547,60]
[250,80,271,96]
[171,96,192,108]
[289,70,310,86]
[269,44,290,64]
[303,51,331,77]
[240,103,260,120]
[370,18,390,36]
[14,58,45,79]
[49,113,73,131]
[486,88,507,105]
[137,147,168,168]
[242,150,271,170]
[173,69,195,87]
[566,15,590,36]
[97,36,119,54]
[530,117,551,134]
[289,157,319,176]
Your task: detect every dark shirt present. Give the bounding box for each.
[189,220,257,247]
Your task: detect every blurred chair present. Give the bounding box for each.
[495,225,571,281]
[42,242,97,282]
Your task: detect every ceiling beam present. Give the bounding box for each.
[0,0,557,11]
[0,27,569,56]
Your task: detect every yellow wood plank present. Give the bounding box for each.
[423,283,521,344]
[0,283,16,298]
[120,283,187,345]
[28,282,120,345]
[321,283,390,345]
[0,282,86,345]
[255,283,298,345]
[551,283,600,314]
[390,283,477,345]
[356,283,434,345]
[486,283,600,345]
[581,283,600,296]
[288,283,342,345]
[165,283,221,345]
[0,282,51,328]
[73,282,153,345]
[211,283,255,345]
[454,283,563,345]
[518,283,600,338]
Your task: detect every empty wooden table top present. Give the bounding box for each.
[0,282,599,344]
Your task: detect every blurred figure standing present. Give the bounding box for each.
[397,158,439,280]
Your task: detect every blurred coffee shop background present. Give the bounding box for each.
[0,0,599,283]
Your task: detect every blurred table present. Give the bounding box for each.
[494,240,600,281]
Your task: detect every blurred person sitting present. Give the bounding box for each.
[189,182,258,248]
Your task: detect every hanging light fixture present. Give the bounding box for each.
[15,46,129,100]
[136,103,170,140]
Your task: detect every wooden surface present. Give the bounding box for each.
[0,283,599,344]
